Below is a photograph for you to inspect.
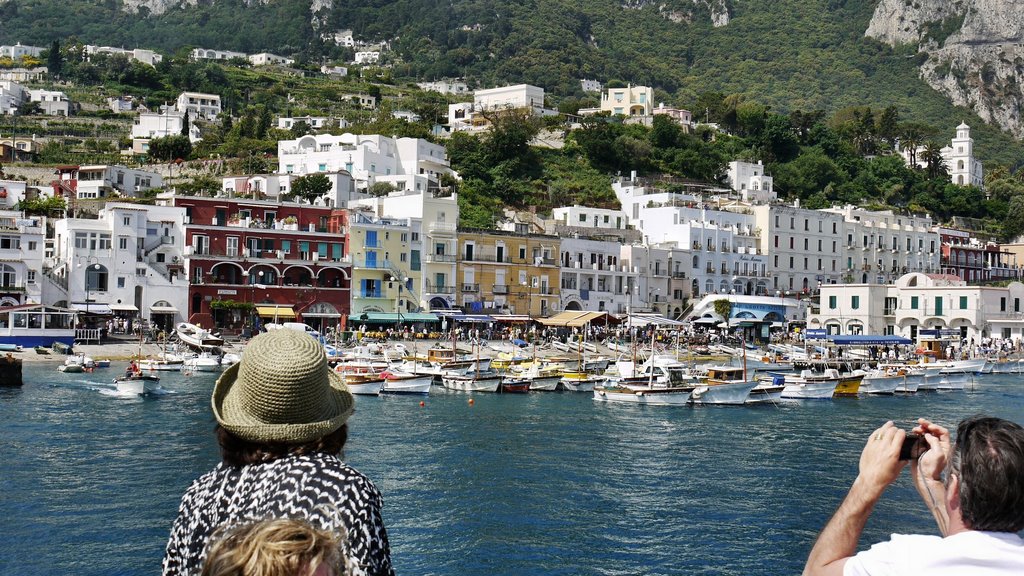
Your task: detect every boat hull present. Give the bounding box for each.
[381,375,432,395]
[746,383,784,404]
[344,380,385,396]
[593,386,693,406]
[692,380,757,405]
[833,376,862,396]
[115,376,161,395]
[860,376,901,395]
[559,376,602,392]
[781,380,838,399]
[441,374,501,392]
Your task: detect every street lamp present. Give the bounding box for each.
[521,277,535,318]
[389,275,407,334]
[77,257,102,309]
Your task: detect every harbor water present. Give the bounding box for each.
[2,364,1023,575]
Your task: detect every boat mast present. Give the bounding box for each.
[648,327,656,387]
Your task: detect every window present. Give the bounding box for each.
[828,295,837,309]
[27,270,35,284]
[117,277,126,288]
[119,237,128,250]
[1016,298,1021,313]
[1001,297,1007,312]
[0,263,14,287]
[579,213,587,222]
[123,216,131,226]
[28,241,36,251]
[851,295,860,309]
[960,296,968,309]
[911,296,919,310]
[0,236,20,249]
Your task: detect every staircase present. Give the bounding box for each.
[388,264,422,311]
[42,265,69,295]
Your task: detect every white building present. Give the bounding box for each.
[0,43,43,60]
[108,96,135,114]
[750,203,844,293]
[0,210,45,306]
[559,237,631,314]
[85,45,163,66]
[727,160,776,203]
[686,293,806,338]
[580,79,602,93]
[354,51,380,64]
[276,116,340,131]
[809,272,1024,342]
[448,84,549,131]
[49,203,188,327]
[652,104,693,127]
[619,244,686,317]
[56,165,163,200]
[0,180,28,210]
[28,89,70,116]
[277,133,452,193]
[176,92,222,121]
[321,65,349,78]
[221,171,360,207]
[0,80,27,115]
[132,109,203,147]
[348,190,459,311]
[332,30,356,47]
[191,48,247,61]
[823,205,941,284]
[552,206,631,232]
[417,79,469,95]
[0,67,45,82]
[248,53,293,67]
[901,122,984,189]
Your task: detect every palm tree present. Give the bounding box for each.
[920,141,948,180]
[900,126,923,168]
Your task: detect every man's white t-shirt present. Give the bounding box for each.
[844,531,1024,576]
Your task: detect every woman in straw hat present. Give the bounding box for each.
[162,329,393,576]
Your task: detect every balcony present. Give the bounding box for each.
[461,283,480,293]
[426,283,455,294]
[355,290,384,299]
[424,254,456,263]
[428,222,457,235]
[672,271,687,279]
[493,284,508,294]
[353,258,393,270]
[465,252,511,264]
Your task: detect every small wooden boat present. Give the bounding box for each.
[499,377,531,393]
[34,346,50,355]
[114,374,161,395]
[58,363,84,373]
[380,371,432,395]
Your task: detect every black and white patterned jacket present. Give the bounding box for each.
[162,453,394,576]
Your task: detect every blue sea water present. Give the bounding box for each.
[1,364,1022,576]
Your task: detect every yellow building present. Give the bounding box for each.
[347,209,422,320]
[455,228,560,316]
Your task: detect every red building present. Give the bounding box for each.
[174,196,350,333]
[939,227,1019,284]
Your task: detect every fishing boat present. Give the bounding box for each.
[441,344,501,392]
[780,369,840,399]
[747,376,785,404]
[174,322,225,350]
[498,377,532,393]
[593,379,695,405]
[114,373,161,395]
[514,361,564,391]
[694,365,758,405]
[138,355,185,371]
[379,370,432,395]
[833,372,863,396]
[858,368,902,395]
[337,372,385,396]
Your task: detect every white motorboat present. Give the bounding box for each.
[937,369,971,390]
[183,353,222,372]
[896,368,923,393]
[781,369,839,399]
[441,370,502,392]
[65,354,95,369]
[57,363,84,373]
[693,366,758,405]
[858,369,901,395]
[512,361,564,391]
[336,372,384,396]
[138,355,185,371]
[593,380,694,406]
[220,353,241,367]
[988,358,1024,374]
[175,322,225,350]
[747,377,785,404]
[114,374,161,395]
[380,371,432,395]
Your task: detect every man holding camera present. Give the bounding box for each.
[804,415,1024,575]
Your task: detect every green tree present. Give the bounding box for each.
[290,173,332,203]
[46,40,62,79]
[147,135,192,162]
[369,181,396,197]
[180,111,190,137]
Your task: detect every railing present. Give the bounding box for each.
[493,284,508,294]
[75,328,101,344]
[464,253,511,263]
[461,283,480,293]
[426,283,455,294]
[356,290,383,299]
[355,259,393,269]
[428,222,457,234]
[424,254,456,263]
[672,271,686,279]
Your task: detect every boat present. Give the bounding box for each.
[441,370,502,392]
[94,359,111,368]
[57,363,84,373]
[513,361,563,391]
[747,376,785,404]
[220,353,241,367]
[593,379,695,406]
[379,370,432,395]
[693,365,758,405]
[337,372,385,396]
[175,322,225,350]
[499,377,532,393]
[833,373,863,396]
[858,368,902,395]
[114,373,161,395]
[559,370,605,392]
[780,369,840,399]
[183,353,223,373]
[138,355,185,371]
[0,343,22,352]
[33,346,49,355]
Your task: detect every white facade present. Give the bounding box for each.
[417,80,469,95]
[176,92,222,121]
[0,210,44,306]
[559,237,630,314]
[108,96,135,114]
[751,204,844,293]
[809,272,1024,342]
[28,89,70,116]
[249,53,293,66]
[448,84,548,130]
[321,65,349,77]
[727,160,776,203]
[552,206,630,231]
[133,110,202,144]
[62,165,163,199]
[901,123,984,189]
[49,203,188,325]
[221,171,360,207]
[619,244,685,316]
[0,180,28,210]
[332,30,355,47]
[191,48,247,61]
[600,85,653,117]
[0,80,27,115]
[823,205,941,284]
[354,51,380,64]
[85,45,163,66]
[0,67,45,82]
[0,44,43,60]
[652,104,693,126]
[277,133,451,193]
[580,79,602,93]
[277,116,339,131]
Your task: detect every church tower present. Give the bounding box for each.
[947,122,983,188]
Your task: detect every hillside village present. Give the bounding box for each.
[2,38,1024,346]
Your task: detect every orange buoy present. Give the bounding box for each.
[468,398,474,405]
[419,401,425,407]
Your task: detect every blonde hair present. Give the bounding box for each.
[201,518,351,576]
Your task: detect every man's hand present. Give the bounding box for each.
[857,420,907,496]
[910,418,952,535]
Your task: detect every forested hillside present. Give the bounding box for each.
[1,0,1022,166]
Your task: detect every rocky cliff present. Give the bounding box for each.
[866,0,1024,139]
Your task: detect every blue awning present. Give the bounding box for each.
[453,314,493,323]
[828,335,913,346]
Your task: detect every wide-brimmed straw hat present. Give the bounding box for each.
[212,329,354,443]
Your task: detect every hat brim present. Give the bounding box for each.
[212,362,355,444]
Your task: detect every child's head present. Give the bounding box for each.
[202,518,349,576]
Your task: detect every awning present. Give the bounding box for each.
[357,312,439,323]
[692,316,720,324]
[828,335,913,346]
[536,311,616,327]
[73,302,113,315]
[491,315,532,323]
[626,313,685,328]
[300,311,341,318]
[109,304,139,312]
[453,314,493,323]
[150,305,179,314]
[256,305,295,319]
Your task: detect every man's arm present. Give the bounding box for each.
[910,418,952,536]
[804,421,906,576]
